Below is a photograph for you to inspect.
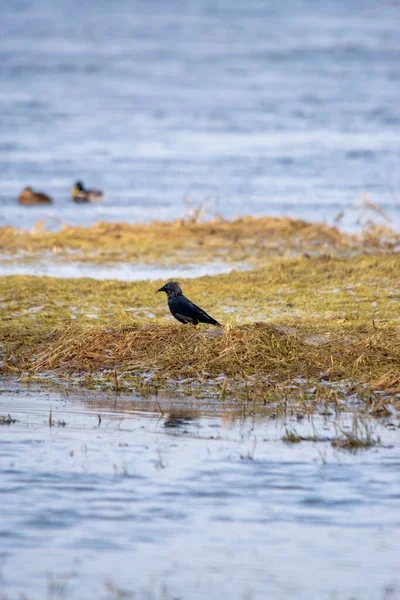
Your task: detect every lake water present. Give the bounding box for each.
[0,256,247,280]
[1,383,400,599]
[1,0,400,231]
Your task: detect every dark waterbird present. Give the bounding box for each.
[18,186,53,205]
[157,281,221,326]
[71,181,104,203]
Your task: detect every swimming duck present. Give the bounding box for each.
[71,181,104,203]
[18,186,53,205]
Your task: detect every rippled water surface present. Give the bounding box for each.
[1,0,400,230]
[0,384,399,599]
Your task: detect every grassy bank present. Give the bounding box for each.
[1,216,399,266]
[1,251,399,413]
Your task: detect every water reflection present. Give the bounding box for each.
[163,412,198,429]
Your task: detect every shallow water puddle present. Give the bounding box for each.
[0,259,248,281]
[0,386,399,600]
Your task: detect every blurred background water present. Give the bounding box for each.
[1,0,399,230]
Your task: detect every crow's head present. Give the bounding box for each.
[157,281,183,298]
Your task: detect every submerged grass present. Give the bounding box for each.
[332,415,381,450]
[1,249,399,412]
[282,430,330,443]
[0,414,18,425]
[282,414,381,450]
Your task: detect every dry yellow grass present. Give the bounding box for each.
[1,249,399,412]
[2,215,398,266]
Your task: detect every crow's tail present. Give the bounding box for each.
[206,315,221,327]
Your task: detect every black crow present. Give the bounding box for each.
[157,281,221,326]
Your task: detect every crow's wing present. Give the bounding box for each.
[173,312,197,324]
[170,296,220,326]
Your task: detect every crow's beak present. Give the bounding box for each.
[156,286,165,293]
